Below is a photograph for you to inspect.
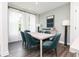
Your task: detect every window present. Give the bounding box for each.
[8,8,36,42]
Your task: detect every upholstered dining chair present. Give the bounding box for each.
[24,32,40,49]
[24,30,30,32]
[20,31,26,47]
[43,32,61,56]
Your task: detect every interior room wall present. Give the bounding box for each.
[70,2,79,52]
[70,2,79,44]
[39,3,70,44]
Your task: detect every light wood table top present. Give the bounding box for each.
[28,32,55,40]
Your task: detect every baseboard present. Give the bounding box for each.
[59,41,70,45]
[0,50,9,57]
[8,40,22,44]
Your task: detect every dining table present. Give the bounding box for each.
[28,32,56,57]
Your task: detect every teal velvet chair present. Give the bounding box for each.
[24,32,40,49]
[20,31,26,47]
[24,30,30,32]
[43,32,61,56]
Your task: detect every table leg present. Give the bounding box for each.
[40,40,42,57]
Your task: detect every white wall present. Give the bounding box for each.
[70,2,79,45]
[70,2,79,52]
[0,2,9,56]
[39,3,70,44]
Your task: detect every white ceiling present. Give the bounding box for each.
[9,2,69,14]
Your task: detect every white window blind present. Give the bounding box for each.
[8,8,36,42]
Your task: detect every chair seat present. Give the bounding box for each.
[43,41,53,47]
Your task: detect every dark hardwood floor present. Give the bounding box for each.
[7,41,75,57]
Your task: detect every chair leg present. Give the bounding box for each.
[22,41,24,45]
[24,42,26,48]
[55,48,57,56]
[22,41,27,48]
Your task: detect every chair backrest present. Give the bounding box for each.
[24,30,30,32]
[51,32,61,48]
[44,31,50,34]
[20,31,26,42]
[24,32,37,46]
